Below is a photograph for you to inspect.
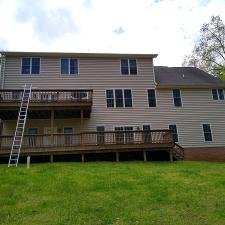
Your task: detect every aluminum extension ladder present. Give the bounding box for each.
[8,84,32,167]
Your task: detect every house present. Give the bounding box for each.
[0,51,225,163]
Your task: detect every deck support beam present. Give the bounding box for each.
[51,110,54,145]
[116,152,119,162]
[143,151,147,162]
[80,110,83,132]
[81,154,85,163]
[50,154,54,163]
[170,150,173,162]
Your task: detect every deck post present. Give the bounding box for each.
[143,151,147,162]
[51,110,54,146]
[170,150,173,162]
[80,110,83,133]
[50,154,54,163]
[81,154,85,163]
[116,152,119,162]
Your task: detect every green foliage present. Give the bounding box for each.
[183,15,225,79]
[0,162,225,225]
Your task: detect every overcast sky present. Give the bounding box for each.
[0,0,225,66]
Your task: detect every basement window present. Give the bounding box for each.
[202,124,213,142]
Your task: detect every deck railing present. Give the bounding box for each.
[0,89,93,103]
[0,130,173,151]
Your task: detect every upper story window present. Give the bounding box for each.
[21,57,40,75]
[169,124,178,142]
[173,89,182,107]
[106,89,133,108]
[212,89,224,100]
[61,58,78,75]
[121,59,137,75]
[202,124,213,142]
[148,89,156,107]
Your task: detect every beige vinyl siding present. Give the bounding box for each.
[4,57,155,89]
[2,55,225,148]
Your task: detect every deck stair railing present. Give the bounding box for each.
[172,143,184,160]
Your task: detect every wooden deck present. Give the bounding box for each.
[0,130,178,157]
[0,89,93,107]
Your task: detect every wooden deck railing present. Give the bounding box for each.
[0,89,93,103]
[0,130,173,151]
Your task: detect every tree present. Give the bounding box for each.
[183,15,225,79]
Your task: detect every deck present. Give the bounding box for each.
[0,89,93,120]
[0,130,181,159]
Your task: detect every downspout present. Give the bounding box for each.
[0,52,6,89]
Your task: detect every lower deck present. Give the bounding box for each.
[0,130,184,161]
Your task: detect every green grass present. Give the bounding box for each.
[0,161,225,225]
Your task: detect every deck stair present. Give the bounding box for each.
[8,84,32,167]
[172,143,184,160]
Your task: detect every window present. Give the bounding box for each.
[121,59,137,75]
[106,89,133,108]
[96,126,105,144]
[61,58,78,75]
[115,126,134,144]
[169,125,178,142]
[143,125,151,143]
[212,89,224,100]
[21,57,40,75]
[173,89,182,107]
[148,89,156,107]
[64,127,73,145]
[202,124,213,142]
[106,90,114,108]
[124,89,132,107]
[115,89,124,107]
[28,128,38,146]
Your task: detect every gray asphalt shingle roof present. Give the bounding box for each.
[154,66,225,88]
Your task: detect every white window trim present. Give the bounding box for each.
[21,57,41,75]
[201,123,213,142]
[120,59,138,75]
[147,88,157,108]
[60,58,79,76]
[105,88,133,109]
[172,89,183,107]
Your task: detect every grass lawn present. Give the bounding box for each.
[0,161,225,225]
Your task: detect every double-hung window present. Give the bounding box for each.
[173,89,182,107]
[21,57,40,75]
[106,89,133,108]
[96,126,105,144]
[148,89,156,107]
[115,126,134,144]
[169,124,178,142]
[121,59,137,75]
[202,124,213,142]
[61,58,78,75]
[212,89,224,100]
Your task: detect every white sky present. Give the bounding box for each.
[0,0,225,66]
